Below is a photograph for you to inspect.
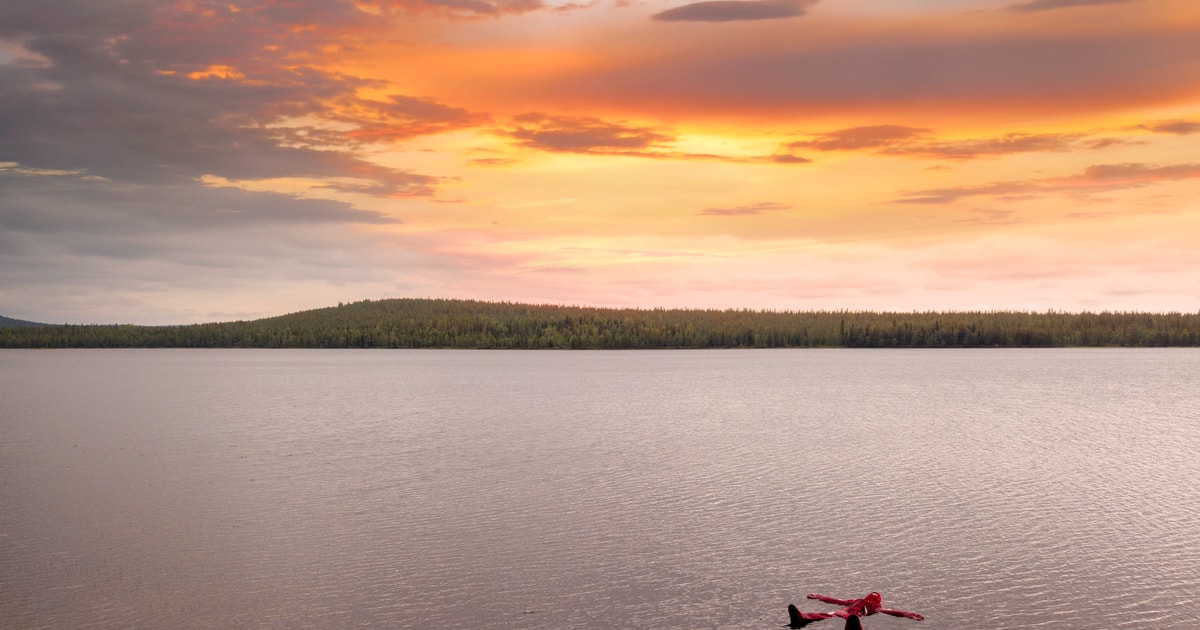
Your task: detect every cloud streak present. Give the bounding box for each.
[779,125,1125,160]
[699,202,791,216]
[1139,119,1200,135]
[784,126,930,152]
[652,0,817,22]
[896,162,1200,204]
[1006,0,1135,13]
[369,0,548,17]
[879,133,1120,160]
[504,113,791,163]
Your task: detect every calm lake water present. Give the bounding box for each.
[2,349,1199,629]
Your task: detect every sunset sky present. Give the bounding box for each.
[2,0,1199,324]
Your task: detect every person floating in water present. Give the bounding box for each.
[787,592,923,627]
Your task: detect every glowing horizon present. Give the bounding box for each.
[2,0,1199,324]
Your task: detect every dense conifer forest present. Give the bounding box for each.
[2,298,1199,348]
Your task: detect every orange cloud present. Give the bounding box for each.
[508,113,674,154]
[335,95,492,143]
[186,64,247,80]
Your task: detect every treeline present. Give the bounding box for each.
[3,298,1199,349]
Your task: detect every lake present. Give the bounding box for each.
[2,349,1199,629]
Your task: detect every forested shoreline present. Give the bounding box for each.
[3,298,1199,349]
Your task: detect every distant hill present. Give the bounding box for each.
[0,315,48,328]
[1,298,1198,348]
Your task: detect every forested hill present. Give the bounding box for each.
[2,298,1198,348]
[0,315,48,328]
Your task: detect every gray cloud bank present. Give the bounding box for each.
[0,0,470,323]
[0,2,440,196]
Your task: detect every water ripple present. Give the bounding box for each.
[2,349,1199,628]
